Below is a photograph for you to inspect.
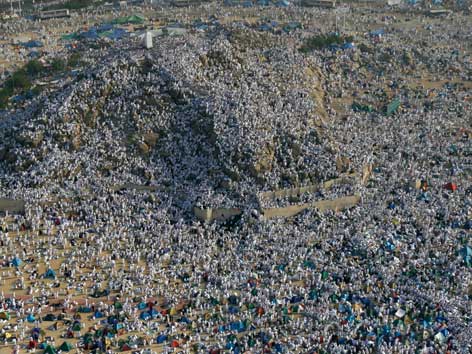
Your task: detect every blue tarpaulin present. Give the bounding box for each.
[370,29,384,36]
[342,42,355,50]
[106,28,129,40]
[11,257,22,267]
[156,334,167,344]
[44,268,56,279]
[22,40,43,48]
[276,0,289,6]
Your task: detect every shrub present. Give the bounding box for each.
[300,33,354,53]
[68,52,82,67]
[0,89,10,108]
[51,58,66,72]
[5,70,31,90]
[25,59,44,77]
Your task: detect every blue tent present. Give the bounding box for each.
[283,21,300,33]
[257,0,270,5]
[137,302,147,310]
[28,51,40,58]
[194,23,209,31]
[44,269,56,279]
[97,23,114,32]
[94,311,104,318]
[156,334,167,344]
[259,23,272,31]
[276,0,289,6]
[370,29,384,36]
[22,40,43,48]
[140,311,151,320]
[106,28,129,40]
[229,321,246,332]
[11,257,22,267]
[342,42,355,50]
[460,246,471,267]
[80,28,99,40]
[27,314,36,322]
[78,306,92,313]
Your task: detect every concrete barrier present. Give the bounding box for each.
[258,173,357,202]
[193,166,369,222]
[261,195,360,219]
[194,207,242,222]
[0,198,26,215]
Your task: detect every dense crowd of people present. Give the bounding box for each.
[0,2,471,353]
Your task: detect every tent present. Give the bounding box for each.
[156,334,167,344]
[43,313,57,321]
[112,14,144,25]
[276,0,289,6]
[94,311,104,318]
[27,314,36,322]
[58,341,74,352]
[460,246,471,267]
[43,345,56,354]
[140,311,151,320]
[61,33,79,41]
[106,28,129,40]
[78,306,92,313]
[385,98,400,116]
[283,22,301,33]
[44,269,56,279]
[22,40,43,48]
[0,311,10,320]
[443,182,457,192]
[352,102,373,112]
[342,42,355,50]
[80,28,99,40]
[11,257,22,267]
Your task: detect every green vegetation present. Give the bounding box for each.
[0,53,83,109]
[5,70,32,91]
[51,58,66,72]
[299,33,354,53]
[68,52,82,67]
[25,59,45,77]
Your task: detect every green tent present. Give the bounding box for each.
[43,345,56,354]
[72,322,82,331]
[98,30,113,38]
[61,33,79,41]
[58,341,73,352]
[112,14,144,25]
[0,312,10,320]
[352,102,373,113]
[385,98,400,116]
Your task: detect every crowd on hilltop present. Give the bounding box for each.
[0,4,471,354]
